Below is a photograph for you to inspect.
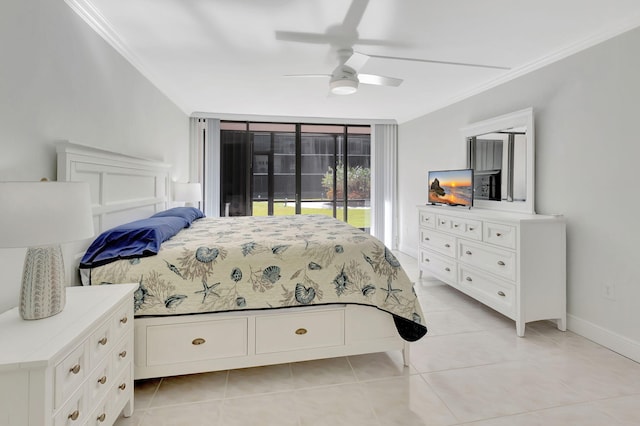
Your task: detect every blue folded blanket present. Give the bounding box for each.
[79,216,189,268]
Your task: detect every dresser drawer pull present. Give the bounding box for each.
[465,250,472,255]
[97,375,107,385]
[469,227,475,231]
[119,383,127,391]
[192,338,206,345]
[424,217,430,222]
[97,413,106,422]
[497,291,506,297]
[424,237,430,241]
[68,410,80,421]
[454,224,459,228]
[120,316,128,324]
[444,267,451,272]
[444,243,450,248]
[497,260,505,266]
[69,364,81,374]
[441,220,446,225]
[424,258,430,262]
[466,277,473,282]
[98,337,108,346]
[496,232,502,237]
[119,350,127,358]
[295,328,308,335]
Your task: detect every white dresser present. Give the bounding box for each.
[417,205,566,336]
[0,284,136,426]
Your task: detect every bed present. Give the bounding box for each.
[57,142,426,380]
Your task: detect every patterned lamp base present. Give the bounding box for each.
[19,245,67,320]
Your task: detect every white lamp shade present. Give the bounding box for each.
[173,182,202,202]
[0,181,94,248]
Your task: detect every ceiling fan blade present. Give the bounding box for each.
[275,30,332,45]
[360,52,511,70]
[344,51,369,71]
[358,73,403,87]
[283,74,331,78]
[342,0,369,30]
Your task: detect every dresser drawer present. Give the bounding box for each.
[420,249,457,284]
[458,239,516,281]
[419,210,436,229]
[438,215,482,240]
[420,229,456,257]
[86,357,111,411]
[458,266,515,316]
[484,222,517,249]
[146,317,248,366]
[54,341,89,409]
[255,309,345,354]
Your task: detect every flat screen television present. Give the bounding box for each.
[428,168,474,207]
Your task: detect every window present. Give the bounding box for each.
[220,121,371,232]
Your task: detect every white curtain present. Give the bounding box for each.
[189,117,220,217]
[371,123,398,249]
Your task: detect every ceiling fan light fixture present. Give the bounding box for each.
[330,78,358,95]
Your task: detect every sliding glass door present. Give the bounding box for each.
[220,121,370,232]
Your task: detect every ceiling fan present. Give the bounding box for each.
[277,0,510,95]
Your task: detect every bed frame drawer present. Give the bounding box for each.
[255,309,345,354]
[146,318,248,366]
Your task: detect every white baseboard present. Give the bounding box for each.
[398,243,418,259]
[567,314,640,363]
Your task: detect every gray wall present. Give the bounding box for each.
[399,26,640,355]
[0,0,190,312]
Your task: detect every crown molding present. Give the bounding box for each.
[64,0,191,115]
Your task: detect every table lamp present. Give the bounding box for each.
[173,182,202,208]
[0,181,94,320]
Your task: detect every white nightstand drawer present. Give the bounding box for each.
[255,309,345,354]
[458,239,516,281]
[113,331,133,375]
[54,342,88,409]
[54,384,87,426]
[112,300,133,344]
[89,319,113,367]
[146,318,248,366]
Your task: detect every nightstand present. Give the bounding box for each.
[0,284,136,426]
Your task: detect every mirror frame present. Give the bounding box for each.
[461,107,535,214]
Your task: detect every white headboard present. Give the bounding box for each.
[56,141,172,234]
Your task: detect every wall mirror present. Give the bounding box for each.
[461,108,535,214]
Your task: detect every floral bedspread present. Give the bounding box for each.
[87,215,427,341]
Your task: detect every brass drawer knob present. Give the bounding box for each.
[192,338,206,345]
[465,250,472,255]
[444,243,450,248]
[69,364,81,374]
[68,410,80,421]
[454,224,459,228]
[97,375,107,385]
[98,337,108,346]
[119,383,127,391]
[466,277,473,282]
[444,267,450,272]
[97,413,106,422]
[497,261,505,266]
[496,232,502,237]
[120,316,128,324]
[295,328,308,335]
[119,350,127,358]
[497,291,506,297]
[469,227,475,231]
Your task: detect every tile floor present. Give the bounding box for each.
[115,252,640,425]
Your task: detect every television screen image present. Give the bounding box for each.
[428,169,474,207]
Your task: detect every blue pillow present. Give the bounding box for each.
[151,207,205,224]
[79,216,189,268]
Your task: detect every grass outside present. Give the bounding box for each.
[252,201,370,230]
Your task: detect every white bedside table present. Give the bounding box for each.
[0,284,137,426]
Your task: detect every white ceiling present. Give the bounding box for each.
[67,0,640,123]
